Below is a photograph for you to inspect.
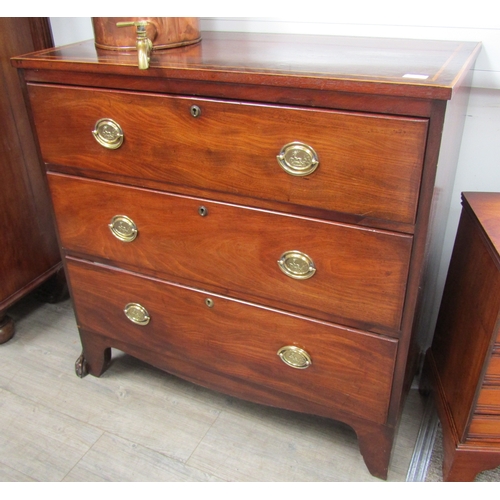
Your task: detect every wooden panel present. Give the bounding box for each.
[30,84,428,225]
[477,387,500,414]
[486,354,500,381]
[12,33,481,100]
[430,208,500,439]
[468,416,500,441]
[48,173,413,332]
[0,17,59,316]
[66,258,398,425]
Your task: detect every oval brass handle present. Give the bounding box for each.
[124,303,150,326]
[92,118,124,149]
[278,251,316,280]
[108,215,138,242]
[276,142,319,176]
[277,346,312,369]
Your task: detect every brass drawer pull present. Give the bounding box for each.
[278,251,316,280]
[277,346,312,369]
[92,118,124,149]
[277,142,319,176]
[124,303,150,326]
[108,215,138,242]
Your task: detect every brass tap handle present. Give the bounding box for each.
[116,21,153,70]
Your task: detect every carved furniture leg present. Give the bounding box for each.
[77,331,111,377]
[0,312,15,344]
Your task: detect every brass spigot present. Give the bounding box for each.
[116,21,153,70]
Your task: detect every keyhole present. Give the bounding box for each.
[198,206,208,217]
[205,298,214,308]
[190,105,201,118]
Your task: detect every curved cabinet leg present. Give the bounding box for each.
[78,331,112,377]
[0,313,15,344]
[354,421,395,480]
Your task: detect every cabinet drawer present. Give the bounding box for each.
[66,258,398,424]
[49,173,412,332]
[29,84,428,225]
[477,387,500,414]
[468,415,500,441]
[486,354,500,381]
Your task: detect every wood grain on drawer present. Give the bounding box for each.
[29,84,428,226]
[468,415,500,441]
[66,258,398,424]
[477,387,500,414]
[485,354,500,383]
[49,173,413,332]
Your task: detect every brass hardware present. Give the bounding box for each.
[205,298,214,308]
[190,105,201,118]
[108,215,138,242]
[277,142,319,176]
[116,21,153,70]
[124,303,150,325]
[277,346,312,369]
[92,118,124,149]
[278,251,316,280]
[198,206,208,217]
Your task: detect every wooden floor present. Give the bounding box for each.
[0,293,426,482]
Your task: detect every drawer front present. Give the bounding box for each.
[29,84,428,225]
[66,258,398,424]
[485,353,500,382]
[49,174,413,332]
[468,415,500,441]
[477,387,500,414]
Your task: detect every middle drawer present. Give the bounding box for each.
[48,173,413,332]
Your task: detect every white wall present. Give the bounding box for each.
[49,11,500,345]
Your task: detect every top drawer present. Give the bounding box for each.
[28,84,428,226]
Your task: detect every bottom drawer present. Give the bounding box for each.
[66,258,398,424]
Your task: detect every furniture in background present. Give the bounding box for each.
[12,31,480,479]
[0,18,63,344]
[422,192,500,481]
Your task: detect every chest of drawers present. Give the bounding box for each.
[12,32,481,479]
[423,193,500,481]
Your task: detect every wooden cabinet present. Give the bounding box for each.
[423,192,500,481]
[0,18,62,344]
[12,32,481,479]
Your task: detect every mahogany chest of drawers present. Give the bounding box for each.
[13,31,481,479]
[423,193,500,481]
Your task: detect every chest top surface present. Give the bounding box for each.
[12,31,481,100]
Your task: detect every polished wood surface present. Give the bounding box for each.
[0,17,61,343]
[67,257,398,424]
[47,173,412,333]
[28,84,427,227]
[423,192,500,481]
[12,32,481,100]
[14,31,481,479]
